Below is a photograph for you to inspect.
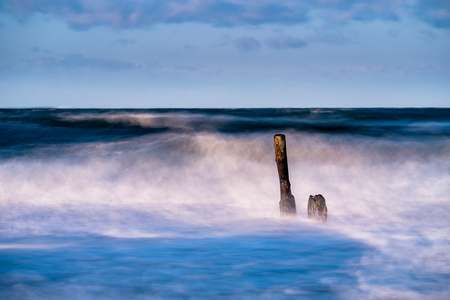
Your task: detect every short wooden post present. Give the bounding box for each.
[307,194,327,222]
[274,134,296,216]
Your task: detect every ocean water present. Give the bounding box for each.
[0,108,449,299]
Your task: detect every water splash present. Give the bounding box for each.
[1,109,449,299]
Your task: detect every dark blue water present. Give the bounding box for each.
[1,108,449,299]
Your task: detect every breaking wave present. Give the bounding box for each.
[1,108,449,299]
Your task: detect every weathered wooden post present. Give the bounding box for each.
[274,134,296,216]
[308,194,327,222]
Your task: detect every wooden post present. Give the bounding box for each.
[307,194,327,222]
[274,134,296,216]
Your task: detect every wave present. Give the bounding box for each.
[1,108,449,152]
[1,108,449,299]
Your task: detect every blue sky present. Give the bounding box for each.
[0,0,449,108]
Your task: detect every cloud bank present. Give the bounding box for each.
[3,0,308,28]
[4,0,447,29]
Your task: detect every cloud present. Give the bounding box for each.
[113,39,137,46]
[4,1,450,30]
[27,54,137,71]
[306,27,351,44]
[212,34,233,48]
[414,0,450,29]
[3,0,308,29]
[234,37,261,52]
[317,0,403,23]
[265,35,306,49]
[418,30,437,42]
[387,28,400,38]
[2,0,411,29]
[30,47,51,53]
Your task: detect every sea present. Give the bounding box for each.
[1,108,449,299]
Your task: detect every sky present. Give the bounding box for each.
[0,0,449,108]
